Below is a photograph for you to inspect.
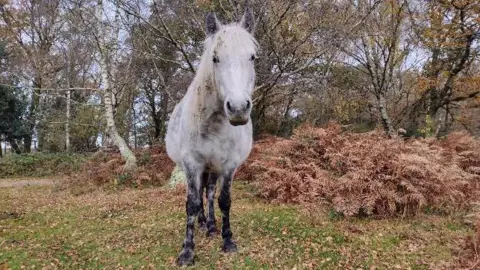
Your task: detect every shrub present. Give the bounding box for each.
[0,152,88,178]
[238,123,480,217]
[68,147,175,189]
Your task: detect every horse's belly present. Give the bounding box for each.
[166,135,181,165]
[165,103,185,165]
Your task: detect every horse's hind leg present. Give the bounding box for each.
[198,173,209,230]
[177,166,202,266]
[218,170,237,252]
[206,173,219,237]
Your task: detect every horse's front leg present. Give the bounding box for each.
[177,166,202,266]
[218,170,237,252]
[198,173,209,231]
[206,173,218,237]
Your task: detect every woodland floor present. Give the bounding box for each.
[0,177,474,270]
[0,178,59,188]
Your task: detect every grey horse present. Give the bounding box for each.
[165,7,258,266]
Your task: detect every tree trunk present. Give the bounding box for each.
[23,134,31,153]
[101,59,138,172]
[96,0,137,172]
[24,75,42,153]
[377,94,395,138]
[8,138,22,154]
[159,90,169,141]
[153,116,161,141]
[65,89,71,152]
[132,101,137,148]
[434,107,450,138]
[278,91,295,136]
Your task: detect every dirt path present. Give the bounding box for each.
[0,177,61,188]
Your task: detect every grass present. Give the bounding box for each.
[0,181,472,269]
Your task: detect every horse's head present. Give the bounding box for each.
[205,8,258,126]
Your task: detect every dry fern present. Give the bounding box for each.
[239,123,480,217]
[69,147,175,188]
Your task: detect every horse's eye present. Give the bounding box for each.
[250,55,257,61]
[213,56,219,63]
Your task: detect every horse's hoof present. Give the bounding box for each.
[222,239,238,253]
[177,249,195,266]
[206,228,217,238]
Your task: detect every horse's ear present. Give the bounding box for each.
[240,6,255,34]
[206,12,221,36]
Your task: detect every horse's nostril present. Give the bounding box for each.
[246,100,251,109]
[226,101,232,112]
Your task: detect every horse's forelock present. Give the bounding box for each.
[194,25,257,90]
[202,24,258,61]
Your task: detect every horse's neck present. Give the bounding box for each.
[187,71,224,126]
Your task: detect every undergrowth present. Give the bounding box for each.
[66,147,174,191]
[237,123,480,218]
[0,152,88,178]
[455,215,480,269]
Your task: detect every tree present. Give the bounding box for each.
[0,85,29,154]
[92,0,138,170]
[409,0,480,136]
[129,9,182,144]
[1,0,479,156]
[0,39,28,154]
[0,0,63,151]
[341,0,410,137]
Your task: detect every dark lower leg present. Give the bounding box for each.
[206,173,218,237]
[198,173,208,230]
[177,181,201,266]
[218,173,237,252]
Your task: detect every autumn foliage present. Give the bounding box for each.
[69,123,480,218]
[238,123,480,217]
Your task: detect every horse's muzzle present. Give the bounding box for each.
[225,97,251,126]
[228,117,249,126]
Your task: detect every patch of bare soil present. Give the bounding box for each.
[0,177,61,188]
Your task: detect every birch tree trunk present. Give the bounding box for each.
[377,94,395,138]
[434,108,446,138]
[102,67,137,171]
[96,0,137,171]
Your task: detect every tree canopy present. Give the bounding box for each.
[0,0,478,159]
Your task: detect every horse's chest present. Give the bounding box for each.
[197,121,252,170]
[200,111,225,138]
[198,134,248,173]
[199,131,238,157]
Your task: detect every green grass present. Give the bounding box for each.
[0,181,472,269]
